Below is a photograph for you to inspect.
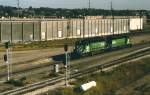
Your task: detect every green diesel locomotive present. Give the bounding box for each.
[73,36,131,56]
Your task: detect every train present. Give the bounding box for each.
[0,16,143,43]
[73,35,132,56]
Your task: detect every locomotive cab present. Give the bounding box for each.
[73,40,89,56]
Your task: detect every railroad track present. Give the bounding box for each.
[0,43,150,81]
[0,46,150,95]
[0,42,149,68]
[84,47,150,72]
[0,43,149,82]
[0,62,54,81]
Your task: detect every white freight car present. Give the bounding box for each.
[0,17,144,43]
[130,18,143,30]
[41,18,130,41]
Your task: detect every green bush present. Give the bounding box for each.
[6,79,24,87]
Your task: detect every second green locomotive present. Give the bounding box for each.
[73,36,131,56]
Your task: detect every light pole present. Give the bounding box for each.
[64,44,69,86]
[4,41,11,81]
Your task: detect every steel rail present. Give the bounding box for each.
[0,46,150,95]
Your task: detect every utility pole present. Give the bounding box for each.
[140,10,142,31]
[88,0,91,9]
[83,15,85,38]
[17,0,20,17]
[67,18,71,38]
[111,1,114,35]
[88,0,91,16]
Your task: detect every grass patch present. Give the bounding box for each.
[47,57,150,95]
[5,76,37,86]
[6,78,25,87]
[0,38,80,51]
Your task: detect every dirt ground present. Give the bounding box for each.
[130,34,150,45]
[0,47,73,65]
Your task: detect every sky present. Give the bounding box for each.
[0,0,149,10]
